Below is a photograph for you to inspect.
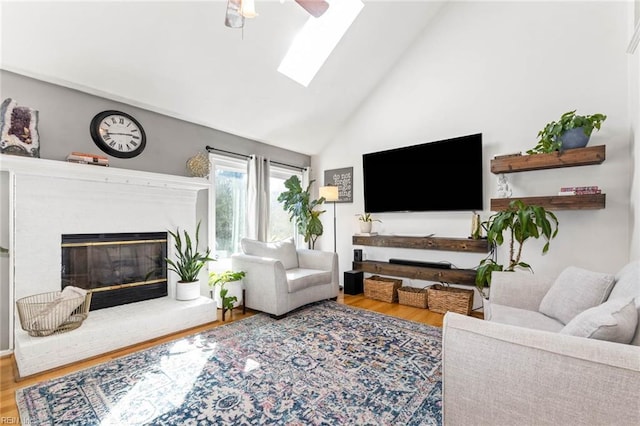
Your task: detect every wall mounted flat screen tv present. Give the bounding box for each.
[362,133,483,213]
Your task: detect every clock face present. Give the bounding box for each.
[90,110,146,158]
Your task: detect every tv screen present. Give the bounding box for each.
[362,133,483,213]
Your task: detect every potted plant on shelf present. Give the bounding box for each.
[166,221,215,301]
[527,109,607,154]
[277,175,326,249]
[475,200,559,311]
[209,270,246,321]
[356,213,382,234]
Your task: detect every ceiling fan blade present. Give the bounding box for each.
[295,0,330,18]
[225,0,245,28]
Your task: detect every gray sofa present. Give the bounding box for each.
[442,260,640,425]
[231,238,339,318]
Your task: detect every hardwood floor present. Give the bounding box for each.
[0,292,476,421]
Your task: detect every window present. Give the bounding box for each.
[210,155,301,262]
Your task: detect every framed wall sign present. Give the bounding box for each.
[324,167,353,203]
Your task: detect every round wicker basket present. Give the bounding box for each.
[16,291,92,337]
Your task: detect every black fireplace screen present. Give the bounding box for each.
[61,232,167,311]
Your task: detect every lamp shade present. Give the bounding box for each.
[241,0,258,18]
[319,185,339,202]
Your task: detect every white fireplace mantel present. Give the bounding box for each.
[0,154,210,191]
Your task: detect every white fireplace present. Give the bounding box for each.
[1,155,217,377]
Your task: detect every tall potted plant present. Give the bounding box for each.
[475,200,559,298]
[166,221,215,301]
[277,175,326,249]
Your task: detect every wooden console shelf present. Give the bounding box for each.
[352,260,478,286]
[490,193,606,211]
[491,145,605,174]
[352,235,490,253]
[351,235,487,287]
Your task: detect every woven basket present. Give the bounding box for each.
[427,284,473,315]
[364,275,402,303]
[397,286,429,309]
[16,291,92,337]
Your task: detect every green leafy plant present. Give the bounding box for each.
[475,200,559,294]
[527,110,607,154]
[166,221,215,282]
[356,213,382,223]
[277,175,325,249]
[209,270,246,311]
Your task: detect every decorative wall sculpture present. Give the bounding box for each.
[0,98,40,158]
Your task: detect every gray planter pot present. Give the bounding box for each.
[559,127,590,150]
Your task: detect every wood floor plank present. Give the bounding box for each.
[0,292,474,421]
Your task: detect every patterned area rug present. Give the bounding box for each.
[17,301,442,425]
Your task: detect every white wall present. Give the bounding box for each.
[630,0,640,260]
[314,1,633,286]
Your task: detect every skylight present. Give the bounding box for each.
[278,0,364,87]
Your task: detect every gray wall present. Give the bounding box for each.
[0,70,310,174]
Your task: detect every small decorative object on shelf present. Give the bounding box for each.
[356,213,381,234]
[494,152,522,160]
[66,152,109,167]
[470,212,481,239]
[557,185,601,196]
[186,152,211,177]
[496,174,512,198]
[0,98,40,158]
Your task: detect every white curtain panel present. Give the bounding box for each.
[246,155,270,241]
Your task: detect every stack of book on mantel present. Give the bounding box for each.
[66,152,109,166]
[557,185,601,196]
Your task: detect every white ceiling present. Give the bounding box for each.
[0,1,445,155]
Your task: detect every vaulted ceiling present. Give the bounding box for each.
[1,1,446,155]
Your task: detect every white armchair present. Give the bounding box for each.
[231,238,339,318]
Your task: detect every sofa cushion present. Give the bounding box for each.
[286,268,333,293]
[607,261,640,346]
[538,266,615,325]
[241,238,298,270]
[560,297,638,344]
[489,304,564,332]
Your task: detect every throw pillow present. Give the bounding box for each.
[538,266,615,325]
[241,237,299,270]
[560,297,638,344]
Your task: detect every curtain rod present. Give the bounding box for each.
[205,145,307,171]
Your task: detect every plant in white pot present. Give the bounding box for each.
[356,213,381,233]
[166,221,215,301]
[209,270,246,321]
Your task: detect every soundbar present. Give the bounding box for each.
[388,258,452,269]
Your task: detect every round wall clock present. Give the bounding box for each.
[90,110,146,158]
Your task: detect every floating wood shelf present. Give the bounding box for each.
[352,260,478,287]
[490,193,606,211]
[491,145,605,174]
[351,235,487,287]
[352,235,489,253]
